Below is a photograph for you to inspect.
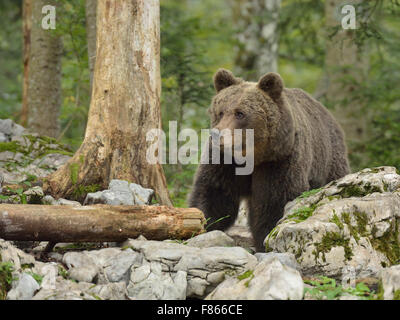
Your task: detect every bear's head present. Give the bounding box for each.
[208,69,294,165]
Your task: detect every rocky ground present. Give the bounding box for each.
[1,119,400,300]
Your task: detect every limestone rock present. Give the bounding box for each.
[7,273,40,300]
[264,167,400,280]
[206,258,304,300]
[380,265,400,300]
[84,179,154,205]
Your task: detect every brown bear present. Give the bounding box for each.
[188,69,350,252]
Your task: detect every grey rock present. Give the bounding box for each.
[63,251,97,269]
[129,182,154,205]
[125,238,257,298]
[0,132,7,142]
[127,261,187,300]
[32,153,71,170]
[264,167,400,280]
[32,277,96,300]
[185,230,235,248]
[84,189,134,205]
[83,179,154,205]
[380,265,400,300]
[62,251,99,283]
[0,239,36,270]
[104,249,143,283]
[87,282,127,300]
[254,252,300,271]
[41,195,81,206]
[85,248,122,268]
[7,273,40,300]
[0,119,14,136]
[69,266,99,283]
[206,258,304,300]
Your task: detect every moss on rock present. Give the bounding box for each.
[314,232,353,262]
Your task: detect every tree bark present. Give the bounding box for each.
[27,0,63,138]
[85,0,97,91]
[44,0,172,206]
[0,204,205,242]
[232,0,281,80]
[20,0,32,127]
[319,0,370,164]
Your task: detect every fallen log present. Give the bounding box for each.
[0,204,206,242]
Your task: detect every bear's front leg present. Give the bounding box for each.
[188,163,251,232]
[249,162,309,252]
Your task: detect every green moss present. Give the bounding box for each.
[394,290,400,300]
[339,211,369,243]
[371,219,400,265]
[237,270,254,287]
[376,280,384,300]
[353,211,368,236]
[69,162,80,185]
[71,184,102,199]
[0,141,25,154]
[330,212,344,230]
[286,204,318,223]
[0,261,15,300]
[338,183,382,199]
[363,183,382,194]
[297,188,322,200]
[314,232,353,262]
[237,269,253,281]
[58,266,69,279]
[55,242,101,253]
[25,272,43,285]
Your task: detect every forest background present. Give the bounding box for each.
[0,0,399,206]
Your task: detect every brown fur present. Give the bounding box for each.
[188,69,350,251]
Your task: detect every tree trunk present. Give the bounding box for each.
[0,204,205,242]
[319,0,369,165]
[232,0,281,80]
[85,0,97,91]
[44,0,172,206]
[27,0,63,138]
[20,0,32,127]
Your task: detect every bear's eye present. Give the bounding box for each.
[235,111,245,120]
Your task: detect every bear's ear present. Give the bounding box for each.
[213,69,240,92]
[258,72,284,101]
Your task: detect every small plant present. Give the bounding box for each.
[297,188,322,200]
[204,215,230,231]
[58,266,69,279]
[286,204,317,223]
[0,261,15,300]
[304,276,375,300]
[25,272,43,285]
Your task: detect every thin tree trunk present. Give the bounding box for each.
[27,0,63,138]
[320,0,369,164]
[44,0,172,206]
[232,0,281,80]
[85,0,97,91]
[0,204,205,242]
[20,0,32,127]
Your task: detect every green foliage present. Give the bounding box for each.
[297,188,322,200]
[304,276,375,300]
[0,261,15,300]
[25,272,43,285]
[54,0,91,150]
[160,0,235,206]
[0,0,22,119]
[1,0,399,205]
[286,204,318,223]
